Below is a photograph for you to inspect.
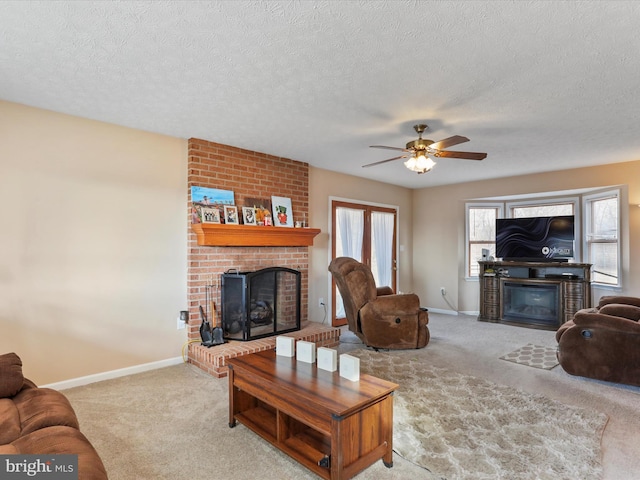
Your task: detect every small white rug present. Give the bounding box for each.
[499,343,559,370]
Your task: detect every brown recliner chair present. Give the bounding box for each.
[328,257,429,349]
[556,296,640,387]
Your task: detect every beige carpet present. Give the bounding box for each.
[61,313,640,479]
[499,343,559,370]
[63,362,436,480]
[350,348,607,480]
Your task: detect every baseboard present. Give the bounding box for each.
[426,307,459,315]
[42,356,184,391]
[426,308,480,317]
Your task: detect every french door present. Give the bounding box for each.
[331,200,397,327]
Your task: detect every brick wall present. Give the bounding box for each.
[187,138,310,344]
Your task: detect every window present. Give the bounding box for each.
[508,199,579,259]
[584,190,620,286]
[465,189,622,286]
[466,205,502,277]
[510,203,574,218]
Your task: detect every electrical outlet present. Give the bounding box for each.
[440,287,446,296]
[319,297,325,308]
[176,316,186,330]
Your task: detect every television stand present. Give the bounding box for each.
[478,260,592,330]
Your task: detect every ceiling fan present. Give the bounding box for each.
[364,124,487,174]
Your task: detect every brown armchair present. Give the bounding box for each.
[556,296,640,386]
[328,257,429,349]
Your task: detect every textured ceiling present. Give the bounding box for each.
[2,1,640,188]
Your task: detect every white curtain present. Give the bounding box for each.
[371,211,394,288]
[336,208,364,261]
[335,207,364,317]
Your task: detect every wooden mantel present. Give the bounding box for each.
[191,223,321,247]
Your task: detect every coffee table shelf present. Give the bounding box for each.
[228,350,397,479]
[235,404,277,441]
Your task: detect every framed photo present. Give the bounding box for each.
[200,206,221,224]
[245,198,272,226]
[271,196,293,227]
[242,206,257,225]
[224,205,239,225]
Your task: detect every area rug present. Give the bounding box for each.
[499,343,559,370]
[350,349,607,480]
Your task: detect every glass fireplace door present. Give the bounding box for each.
[501,279,561,328]
[221,267,301,341]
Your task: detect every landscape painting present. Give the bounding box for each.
[191,186,234,206]
[191,186,234,224]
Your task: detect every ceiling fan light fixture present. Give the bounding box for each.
[405,153,436,174]
[404,156,417,170]
[365,123,486,171]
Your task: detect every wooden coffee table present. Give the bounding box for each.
[228,350,398,479]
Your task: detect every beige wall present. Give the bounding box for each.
[413,161,640,314]
[0,101,188,384]
[308,167,413,324]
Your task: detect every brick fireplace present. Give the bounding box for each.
[186,138,337,376]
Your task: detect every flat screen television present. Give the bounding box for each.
[495,215,575,262]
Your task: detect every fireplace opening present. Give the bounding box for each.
[501,280,561,328]
[221,267,301,341]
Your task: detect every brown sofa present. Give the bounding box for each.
[556,296,640,387]
[329,256,429,349]
[0,352,108,479]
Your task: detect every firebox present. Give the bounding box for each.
[501,280,561,328]
[221,267,301,341]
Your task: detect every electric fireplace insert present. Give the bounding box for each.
[501,280,561,328]
[221,267,301,341]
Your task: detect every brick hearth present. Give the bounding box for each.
[189,323,340,378]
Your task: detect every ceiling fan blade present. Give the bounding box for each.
[362,155,408,168]
[369,145,409,152]
[429,135,470,150]
[434,150,487,160]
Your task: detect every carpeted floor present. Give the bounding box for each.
[63,361,434,480]
[62,313,640,479]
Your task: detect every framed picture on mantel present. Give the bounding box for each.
[200,207,221,224]
[245,198,272,226]
[242,207,257,225]
[271,196,293,227]
[224,205,239,225]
